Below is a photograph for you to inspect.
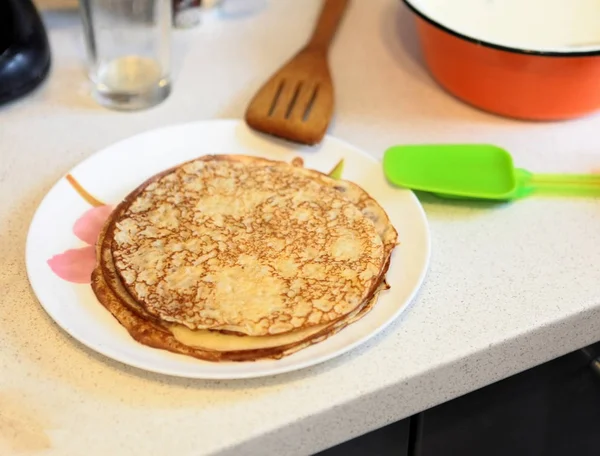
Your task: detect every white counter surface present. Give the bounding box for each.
[3,1,600,454]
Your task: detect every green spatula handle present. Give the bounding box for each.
[517,169,600,197]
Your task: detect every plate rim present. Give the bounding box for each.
[25,119,431,380]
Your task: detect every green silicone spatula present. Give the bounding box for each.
[383,144,600,201]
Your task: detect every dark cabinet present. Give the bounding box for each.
[316,343,600,456]
[415,344,600,456]
[317,417,410,456]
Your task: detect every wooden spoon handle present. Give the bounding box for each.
[307,0,350,51]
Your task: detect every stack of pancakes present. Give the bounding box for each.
[91,155,398,362]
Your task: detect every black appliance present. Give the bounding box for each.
[0,0,51,105]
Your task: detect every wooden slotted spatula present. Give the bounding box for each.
[244,0,350,145]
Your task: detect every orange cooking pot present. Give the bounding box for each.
[403,0,600,120]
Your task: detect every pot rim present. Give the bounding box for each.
[403,0,600,58]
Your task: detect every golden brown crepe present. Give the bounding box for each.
[111,155,386,336]
[91,155,398,361]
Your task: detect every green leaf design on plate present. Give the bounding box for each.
[327,159,344,180]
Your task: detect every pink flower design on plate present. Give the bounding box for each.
[47,175,113,284]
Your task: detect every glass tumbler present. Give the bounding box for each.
[80,0,172,110]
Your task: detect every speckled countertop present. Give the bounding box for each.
[3,1,600,455]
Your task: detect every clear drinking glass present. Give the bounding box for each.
[80,0,172,110]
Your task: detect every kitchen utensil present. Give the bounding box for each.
[26,119,429,379]
[245,0,349,145]
[80,0,172,111]
[383,144,600,201]
[403,0,600,120]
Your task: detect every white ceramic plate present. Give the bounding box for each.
[26,120,430,379]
